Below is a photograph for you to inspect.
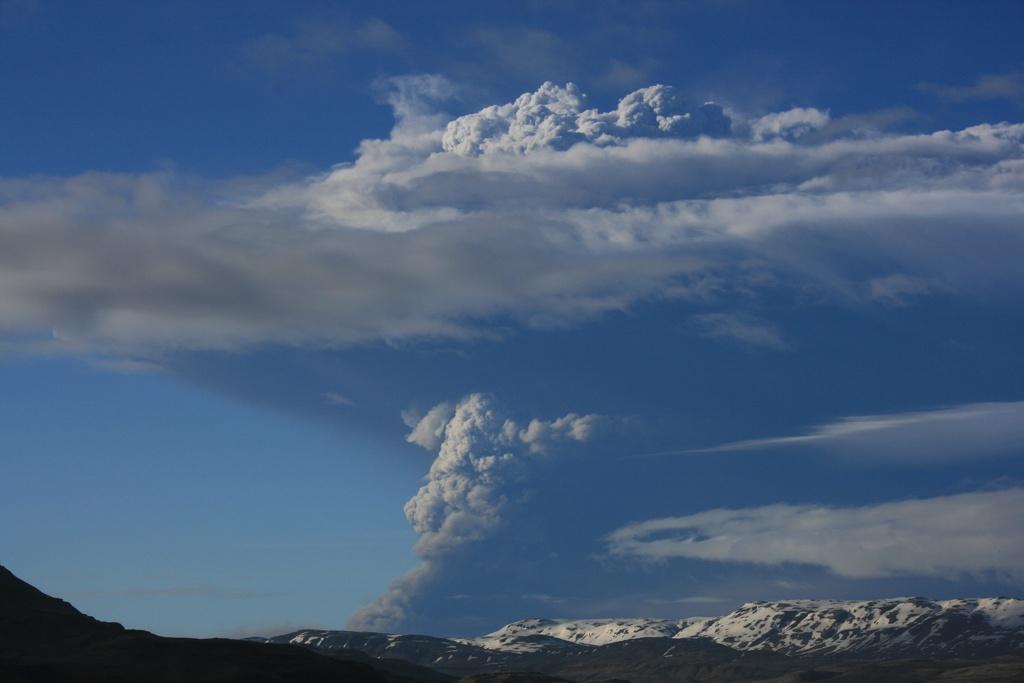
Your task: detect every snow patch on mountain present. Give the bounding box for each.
[462,617,709,650]
[674,597,1024,656]
[463,598,1024,658]
[266,597,1024,663]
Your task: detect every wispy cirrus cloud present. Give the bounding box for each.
[236,15,405,78]
[690,312,789,351]
[606,487,1024,580]
[685,401,1024,462]
[919,72,1024,105]
[324,391,356,407]
[645,595,728,605]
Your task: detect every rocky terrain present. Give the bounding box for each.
[264,598,1024,682]
[5,563,1024,683]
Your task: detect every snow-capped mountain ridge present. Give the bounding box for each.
[261,596,1024,669]
[465,616,707,649]
[480,597,1024,657]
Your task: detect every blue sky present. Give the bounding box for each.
[2,0,1024,637]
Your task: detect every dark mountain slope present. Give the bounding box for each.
[0,564,417,682]
[6,564,1024,683]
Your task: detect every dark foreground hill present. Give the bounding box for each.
[0,564,438,682]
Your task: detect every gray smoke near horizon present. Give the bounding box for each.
[348,393,605,631]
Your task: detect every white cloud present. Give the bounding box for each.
[691,312,788,350]
[403,395,523,557]
[324,391,355,407]
[403,394,605,556]
[866,274,941,306]
[404,401,456,450]
[1,81,1023,355]
[374,74,459,136]
[440,82,730,156]
[750,107,830,142]
[606,488,1024,580]
[688,401,1024,462]
[518,413,605,453]
[351,394,605,630]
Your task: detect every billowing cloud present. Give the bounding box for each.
[404,395,524,557]
[404,395,606,557]
[349,394,605,630]
[440,82,731,156]
[1,80,1023,356]
[749,107,830,142]
[403,402,455,450]
[518,413,605,453]
[688,401,1024,462]
[606,487,1024,580]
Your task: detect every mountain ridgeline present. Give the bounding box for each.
[4,564,1024,683]
[0,564,427,683]
[263,598,1024,681]
[471,598,1024,657]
